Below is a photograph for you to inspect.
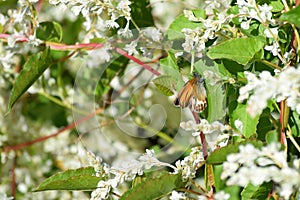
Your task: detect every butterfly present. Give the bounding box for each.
[174,72,207,113]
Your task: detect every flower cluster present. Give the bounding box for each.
[49,0,132,40]
[169,190,186,200]
[204,0,232,15]
[181,11,233,56]
[238,66,300,117]
[221,143,300,200]
[180,119,235,149]
[236,0,275,29]
[236,0,282,57]
[90,149,174,200]
[0,1,41,70]
[174,147,205,181]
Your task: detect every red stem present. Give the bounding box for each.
[115,47,161,76]
[4,108,102,153]
[0,34,161,76]
[35,0,44,13]
[192,111,208,159]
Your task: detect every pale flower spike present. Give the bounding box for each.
[238,67,300,117]
[221,143,300,200]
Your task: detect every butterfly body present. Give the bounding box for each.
[174,73,207,113]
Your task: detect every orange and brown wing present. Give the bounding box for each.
[192,79,207,101]
[174,79,195,108]
[190,79,207,112]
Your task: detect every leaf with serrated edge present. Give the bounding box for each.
[207,38,265,65]
[206,141,263,164]
[166,9,206,40]
[279,5,300,28]
[33,167,102,191]
[8,48,53,111]
[120,173,185,200]
[230,103,259,138]
[153,75,176,96]
[241,182,273,200]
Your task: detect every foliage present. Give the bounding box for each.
[0,0,299,200]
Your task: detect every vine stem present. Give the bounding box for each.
[114,47,161,76]
[279,100,288,152]
[192,111,208,159]
[0,34,161,77]
[4,108,103,153]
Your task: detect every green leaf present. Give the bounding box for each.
[291,111,300,137]
[195,59,229,122]
[36,21,63,42]
[120,173,185,200]
[269,0,284,12]
[207,37,265,65]
[166,9,205,40]
[130,0,154,27]
[33,167,102,191]
[256,109,274,141]
[161,51,178,70]
[206,140,264,164]
[8,49,53,111]
[241,182,273,200]
[230,103,260,138]
[279,5,300,28]
[153,75,176,96]
[22,95,68,127]
[160,51,184,89]
[95,56,129,100]
[265,130,279,144]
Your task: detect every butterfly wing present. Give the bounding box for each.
[174,75,207,113]
[190,78,207,113]
[174,79,194,108]
[190,96,207,113]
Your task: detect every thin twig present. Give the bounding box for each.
[192,111,208,159]
[115,47,161,76]
[4,108,103,153]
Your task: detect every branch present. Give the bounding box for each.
[3,108,102,153]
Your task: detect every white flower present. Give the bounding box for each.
[264,27,278,38]
[138,149,161,169]
[117,20,133,38]
[170,191,186,200]
[174,147,204,181]
[238,67,300,117]
[124,40,138,55]
[264,42,280,56]
[181,120,235,149]
[204,0,232,14]
[87,44,112,68]
[221,143,300,200]
[143,27,162,42]
[182,27,206,53]
[236,0,247,7]
[71,5,84,16]
[214,191,230,200]
[116,0,131,11]
[90,181,111,200]
[202,70,222,85]
[184,10,199,21]
[234,119,243,132]
[180,120,197,131]
[258,4,273,23]
[241,20,250,29]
